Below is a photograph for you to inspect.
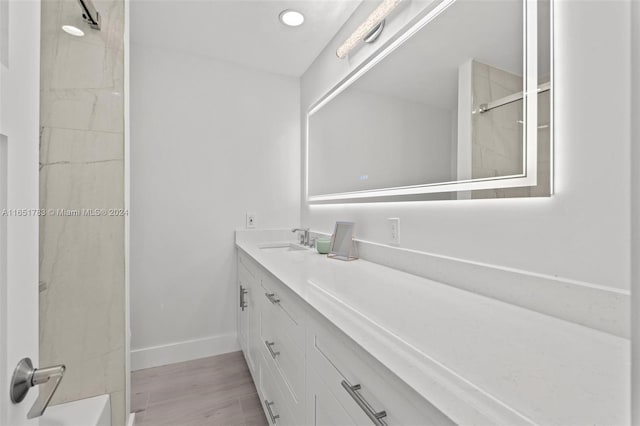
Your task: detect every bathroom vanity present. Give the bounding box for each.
[236,230,629,426]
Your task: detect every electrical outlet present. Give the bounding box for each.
[246,212,256,229]
[388,218,400,245]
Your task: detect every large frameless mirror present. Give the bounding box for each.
[307,0,552,202]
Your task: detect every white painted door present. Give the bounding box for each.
[0,0,41,425]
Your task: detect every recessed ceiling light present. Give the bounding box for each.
[62,25,85,37]
[279,10,304,27]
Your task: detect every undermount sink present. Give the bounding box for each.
[258,242,309,252]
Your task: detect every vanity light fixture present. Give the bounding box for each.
[336,0,401,59]
[279,9,305,27]
[61,25,85,37]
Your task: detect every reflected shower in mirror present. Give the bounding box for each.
[307,0,551,202]
[468,0,551,199]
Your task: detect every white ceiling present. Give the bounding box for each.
[130,0,362,77]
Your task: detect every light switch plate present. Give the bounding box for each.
[246,212,256,229]
[387,217,400,245]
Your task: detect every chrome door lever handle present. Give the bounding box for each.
[10,357,66,419]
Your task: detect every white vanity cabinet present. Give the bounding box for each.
[236,247,453,426]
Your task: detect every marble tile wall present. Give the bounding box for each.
[39,1,126,425]
[471,60,551,198]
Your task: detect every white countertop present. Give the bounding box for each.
[236,230,630,426]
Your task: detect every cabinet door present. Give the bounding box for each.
[237,267,250,352]
[238,252,260,377]
[245,274,258,374]
[309,372,357,426]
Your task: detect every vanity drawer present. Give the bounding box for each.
[260,292,305,421]
[260,353,297,426]
[260,272,305,351]
[261,320,305,401]
[309,321,454,426]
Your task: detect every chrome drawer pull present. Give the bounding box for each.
[341,380,388,426]
[239,285,248,311]
[265,340,280,358]
[265,292,280,304]
[264,399,280,423]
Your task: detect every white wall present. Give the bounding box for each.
[301,0,631,291]
[130,44,300,369]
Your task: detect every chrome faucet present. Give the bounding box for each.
[291,228,310,246]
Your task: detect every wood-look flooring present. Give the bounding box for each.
[132,351,268,426]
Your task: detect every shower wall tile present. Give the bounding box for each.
[48,42,118,90]
[41,127,123,164]
[39,0,126,425]
[40,0,124,91]
[471,60,523,180]
[39,161,124,213]
[40,0,124,50]
[470,59,551,198]
[60,0,124,50]
[41,89,124,133]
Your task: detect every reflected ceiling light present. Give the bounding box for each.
[279,10,305,27]
[336,0,401,59]
[61,25,85,37]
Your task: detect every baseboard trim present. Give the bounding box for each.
[127,412,135,426]
[131,333,240,371]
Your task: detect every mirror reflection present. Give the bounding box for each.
[308,0,551,200]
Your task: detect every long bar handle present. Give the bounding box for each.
[240,285,248,311]
[265,292,280,304]
[264,399,280,423]
[341,380,387,426]
[265,340,280,359]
